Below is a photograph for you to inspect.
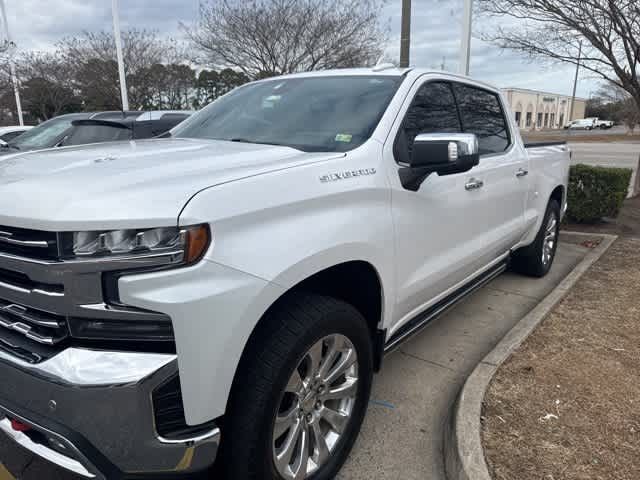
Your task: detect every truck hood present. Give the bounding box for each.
[0,138,342,231]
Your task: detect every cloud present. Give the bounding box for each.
[4,0,596,97]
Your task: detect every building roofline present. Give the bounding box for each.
[501,86,587,101]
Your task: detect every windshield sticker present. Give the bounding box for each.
[262,95,282,109]
[335,133,353,143]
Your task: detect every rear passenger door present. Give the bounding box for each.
[450,82,527,263]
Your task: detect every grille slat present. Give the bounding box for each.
[0,301,68,346]
[0,227,58,260]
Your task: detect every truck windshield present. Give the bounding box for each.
[173,76,403,152]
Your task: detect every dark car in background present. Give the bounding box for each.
[0,110,192,156]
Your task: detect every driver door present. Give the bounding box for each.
[385,79,491,335]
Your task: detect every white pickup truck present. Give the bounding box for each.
[0,68,569,480]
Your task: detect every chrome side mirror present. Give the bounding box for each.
[400,133,480,191]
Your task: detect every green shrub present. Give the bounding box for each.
[566,164,633,223]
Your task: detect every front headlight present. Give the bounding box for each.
[62,224,211,264]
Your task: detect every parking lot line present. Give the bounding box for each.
[0,464,15,480]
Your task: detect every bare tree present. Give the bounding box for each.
[592,81,640,133]
[183,0,388,79]
[57,29,183,110]
[620,98,640,133]
[477,1,640,111]
[16,52,79,119]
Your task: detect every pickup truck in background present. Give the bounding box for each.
[586,117,615,129]
[0,68,569,480]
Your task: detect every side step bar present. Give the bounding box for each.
[384,260,508,354]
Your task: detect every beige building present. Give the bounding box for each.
[502,88,587,130]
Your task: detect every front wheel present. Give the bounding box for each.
[512,199,560,277]
[220,293,373,480]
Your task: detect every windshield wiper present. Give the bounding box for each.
[229,138,296,149]
[3,144,19,151]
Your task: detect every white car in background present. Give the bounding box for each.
[565,119,596,130]
[0,125,32,145]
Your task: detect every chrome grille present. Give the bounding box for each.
[0,226,59,260]
[0,299,68,346]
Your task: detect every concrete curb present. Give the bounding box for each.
[444,232,618,480]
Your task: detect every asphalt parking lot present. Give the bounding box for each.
[0,240,589,480]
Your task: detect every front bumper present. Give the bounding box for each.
[0,348,220,479]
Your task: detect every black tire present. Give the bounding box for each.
[512,199,561,277]
[220,293,374,480]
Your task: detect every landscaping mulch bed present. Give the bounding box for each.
[482,237,640,480]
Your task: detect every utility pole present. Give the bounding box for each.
[112,0,129,111]
[460,0,473,75]
[568,41,582,122]
[0,0,23,126]
[400,0,411,68]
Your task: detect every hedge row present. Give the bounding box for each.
[566,164,633,223]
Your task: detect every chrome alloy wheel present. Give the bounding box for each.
[542,212,558,266]
[272,334,359,480]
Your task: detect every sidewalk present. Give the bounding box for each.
[482,237,640,480]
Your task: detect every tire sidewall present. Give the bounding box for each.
[538,200,561,275]
[255,302,374,480]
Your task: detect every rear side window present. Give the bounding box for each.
[451,83,510,155]
[395,81,461,162]
[61,124,132,146]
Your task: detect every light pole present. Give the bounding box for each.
[400,0,411,68]
[568,41,582,123]
[460,0,473,75]
[112,0,129,111]
[0,0,23,126]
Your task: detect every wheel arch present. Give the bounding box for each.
[225,260,386,417]
[550,184,564,209]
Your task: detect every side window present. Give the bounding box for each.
[451,83,511,155]
[394,81,461,163]
[1,131,23,142]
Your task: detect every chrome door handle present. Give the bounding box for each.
[465,178,484,190]
[516,168,529,178]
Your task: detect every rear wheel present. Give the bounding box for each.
[220,293,373,480]
[512,199,560,277]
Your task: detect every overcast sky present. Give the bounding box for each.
[6,0,596,98]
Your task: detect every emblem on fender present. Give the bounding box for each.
[319,168,376,183]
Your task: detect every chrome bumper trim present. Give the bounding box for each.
[158,426,221,445]
[0,349,219,475]
[0,413,100,479]
[0,347,176,386]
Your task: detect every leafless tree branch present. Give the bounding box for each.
[182,0,388,79]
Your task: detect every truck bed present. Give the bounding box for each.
[523,141,567,149]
